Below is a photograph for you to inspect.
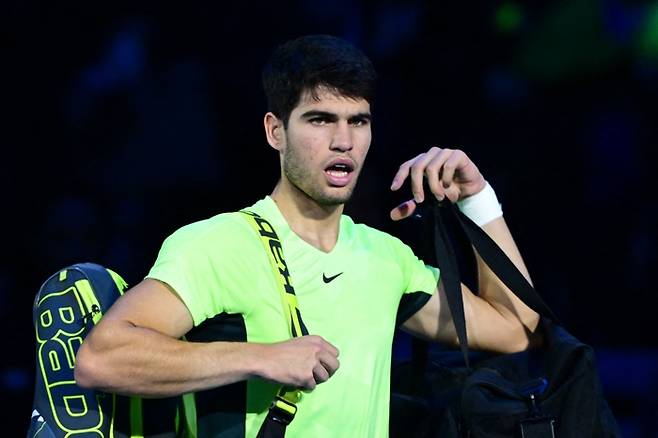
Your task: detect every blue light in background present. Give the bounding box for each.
[2,367,30,391]
[81,24,146,93]
[483,66,528,106]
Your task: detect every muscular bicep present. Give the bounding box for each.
[99,278,194,338]
[401,279,533,353]
[400,281,459,346]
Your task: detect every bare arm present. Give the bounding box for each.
[401,216,540,353]
[74,279,339,397]
[391,147,540,353]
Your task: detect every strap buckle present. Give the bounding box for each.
[269,395,298,425]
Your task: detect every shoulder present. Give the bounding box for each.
[161,212,255,254]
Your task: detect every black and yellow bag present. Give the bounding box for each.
[28,262,189,438]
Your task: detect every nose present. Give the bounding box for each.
[330,120,353,152]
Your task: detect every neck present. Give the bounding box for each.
[270,180,344,253]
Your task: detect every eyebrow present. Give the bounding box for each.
[300,110,372,122]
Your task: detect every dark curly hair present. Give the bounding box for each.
[262,34,377,126]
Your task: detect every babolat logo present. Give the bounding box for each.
[35,284,113,435]
[244,212,296,297]
[241,210,308,337]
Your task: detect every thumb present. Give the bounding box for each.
[390,199,417,221]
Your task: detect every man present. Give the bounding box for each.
[75,34,540,437]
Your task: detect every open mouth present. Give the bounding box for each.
[325,162,354,177]
[324,160,355,186]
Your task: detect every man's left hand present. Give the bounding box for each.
[389,146,486,221]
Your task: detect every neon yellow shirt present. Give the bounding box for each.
[147,196,440,437]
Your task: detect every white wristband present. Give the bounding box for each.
[457,182,503,226]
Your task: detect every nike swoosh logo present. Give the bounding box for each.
[322,272,343,283]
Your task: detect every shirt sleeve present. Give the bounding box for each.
[146,221,225,327]
[393,237,440,325]
[397,237,440,296]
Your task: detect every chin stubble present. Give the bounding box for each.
[283,149,356,206]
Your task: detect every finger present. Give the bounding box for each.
[440,150,465,190]
[313,364,330,384]
[389,199,417,221]
[390,154,422,191]
[444,185,461,203]
[327,341,339,358]
[316,337,339,357]
[303,375,317,390]
[410,148,440,202]
[318,351,340,376]
[425,148,453,200]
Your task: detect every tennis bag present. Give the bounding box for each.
[28,262,187,438]
[391,199,621,437]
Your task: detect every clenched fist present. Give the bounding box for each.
[258,335,340,390]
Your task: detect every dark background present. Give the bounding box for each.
[3,1,658,436]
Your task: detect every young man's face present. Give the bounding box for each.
[279,87,372,206]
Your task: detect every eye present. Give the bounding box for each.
[350,117,369,127]
[309,117,330,126]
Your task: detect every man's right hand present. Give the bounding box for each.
[257,335,340,390]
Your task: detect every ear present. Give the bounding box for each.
[264,112,285,151]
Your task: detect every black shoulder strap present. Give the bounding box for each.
[425,198,560,366]
[430,201,472,367]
